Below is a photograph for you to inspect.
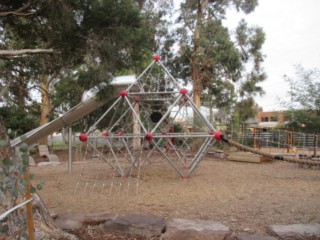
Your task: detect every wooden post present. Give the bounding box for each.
[286,131,290,153]
[314,134,318,157]
[253,128,256,149]
[292,128,295,147]
[258,128,261,150]
[25,168,35,240]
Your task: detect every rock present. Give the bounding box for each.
[266,223,320,239]
[55,218,83,230]
[29,156,36,166]
[163,218,231,240]
[55,212,114,230]
[242,228,254,233]
[37,161,60,166]
[236,233,277,240]
[103,214,166,238]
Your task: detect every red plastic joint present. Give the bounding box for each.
[214,131,224,141]
[102,131,109,137]
[79,133,88,142]
[153,54,160,62]
[180,88,188,95]
[144,132,154,142]
[120,90,128,97]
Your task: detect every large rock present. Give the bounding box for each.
[266,223,320,239]
[103,214,166,238]
[236,233,277,240]
[55,212,114,230]
[163,218,231,240]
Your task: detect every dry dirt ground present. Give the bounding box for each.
[31,151,320,238]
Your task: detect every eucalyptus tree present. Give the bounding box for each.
[0,0,156,142]
[169,0,266,122]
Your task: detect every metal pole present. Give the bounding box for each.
[151,94,183,133]
[86,96,123,134]
[68,127,72,174]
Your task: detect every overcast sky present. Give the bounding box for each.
[224,0,320,111]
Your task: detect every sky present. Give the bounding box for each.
[224,0,320,111]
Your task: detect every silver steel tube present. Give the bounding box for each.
[86,96,123,134]
[151,94,183,133]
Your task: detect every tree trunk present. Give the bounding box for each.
[190,1,205,153]
[192,66,202,108]
[39,75,53,145]
[32,193,78,240]
[0,118,7,140]
[18,73,26,108]
[192,0,203,109]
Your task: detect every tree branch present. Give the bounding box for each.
[0,49,54,58]
[0,0,33,17]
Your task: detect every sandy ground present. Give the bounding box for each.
[31,152,320,236]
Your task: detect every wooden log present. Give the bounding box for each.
[226,151,266,163]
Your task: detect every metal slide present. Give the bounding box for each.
[10,75,136,147]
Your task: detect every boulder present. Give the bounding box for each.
[236,233,277,240]
[163,218,231,240]
[266,223,320,239]
[103,214,166,238]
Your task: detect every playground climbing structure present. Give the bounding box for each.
[79,55,219,179]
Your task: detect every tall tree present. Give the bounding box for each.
[282,65,320,133]
[171,0,266,114]
[1,0,156,142]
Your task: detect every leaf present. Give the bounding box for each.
[39,178,46,185]
[21,179,28,186]
[20,134,27,141]
[22,157,29,166]
[30,186,37,194]
[2,158,13,166]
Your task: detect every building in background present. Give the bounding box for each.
[257,111,285,128]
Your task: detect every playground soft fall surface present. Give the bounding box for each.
[30,150,320,237]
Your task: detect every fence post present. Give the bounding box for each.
[253,128,256,149]
[286,131,290,153]
[314,134,318,157]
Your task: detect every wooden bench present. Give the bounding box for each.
[38,145,59,162]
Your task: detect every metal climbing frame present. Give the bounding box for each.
[82,55,218,179]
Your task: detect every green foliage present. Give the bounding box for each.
[0,107,39,135]
[0,140,27,238]
[233,97,259,126]
[0,0,156,131]
[282,66,320,133]
[169,0,265,114]
[0,134,45,238]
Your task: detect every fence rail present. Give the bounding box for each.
[231,129,320,156]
